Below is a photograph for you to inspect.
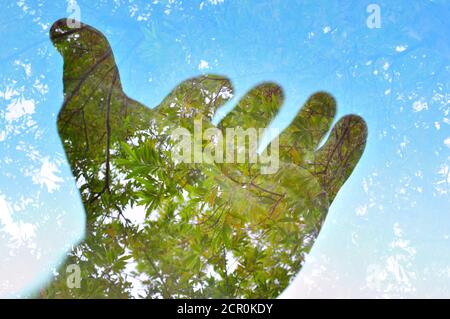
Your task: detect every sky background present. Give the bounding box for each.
[0,0,449,298]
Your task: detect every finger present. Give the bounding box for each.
[50,19,124,105]
[214,83,283,178]
[51,19,151,199]
[277,92,336,164]
[218,82,284,132]
[155,74,233,126]
[313,115,368,202]
[50,18,149,125]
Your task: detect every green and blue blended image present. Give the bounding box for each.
[0,0,449,298]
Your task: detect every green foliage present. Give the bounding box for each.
[42,19,368,299]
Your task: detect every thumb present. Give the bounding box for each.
[50,18,124,106]
[50,18,152,197]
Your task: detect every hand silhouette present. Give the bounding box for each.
[44,19,367,298]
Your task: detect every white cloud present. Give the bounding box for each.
[323,26,331,34]
[0,86,20,100]
[356,204,368,216]
[14,60,32,78]
[395,45,408,53]
[435,164,450,195]
[207,0,224,5]
[435,122,441,130]
[31,158,64,193]
[0,196,36,248]
[33,79,48,95]
[444,137,450,149]
[412,99,428,112]
[5,97,35,122]
[198,59,209,71]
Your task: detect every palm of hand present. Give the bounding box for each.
[46,19,367,298]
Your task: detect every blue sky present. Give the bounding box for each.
[0,0,449,297]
